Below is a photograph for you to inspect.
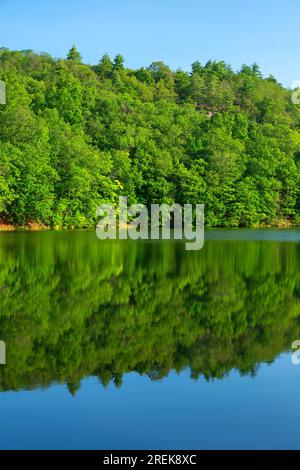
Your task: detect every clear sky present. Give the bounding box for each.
[0,0,299,87]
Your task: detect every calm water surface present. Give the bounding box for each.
[0,229,300,449]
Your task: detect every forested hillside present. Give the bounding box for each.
[0,46,300,228]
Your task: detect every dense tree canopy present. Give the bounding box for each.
[0,47,300,227]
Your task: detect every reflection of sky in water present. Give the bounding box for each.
[0,229,299,449]
[0,353,299,450]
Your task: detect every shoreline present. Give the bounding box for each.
[0,222,299,232]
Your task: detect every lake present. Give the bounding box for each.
[0,229,300,450]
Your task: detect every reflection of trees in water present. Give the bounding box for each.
[0,233,299,393]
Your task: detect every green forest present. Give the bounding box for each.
[0,46,300,228]
[0,232,299,393]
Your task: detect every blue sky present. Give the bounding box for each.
[0,0,299,86]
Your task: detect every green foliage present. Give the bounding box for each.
[0,233,299,392]
[66,45,82,63]
[0,48,300,227]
